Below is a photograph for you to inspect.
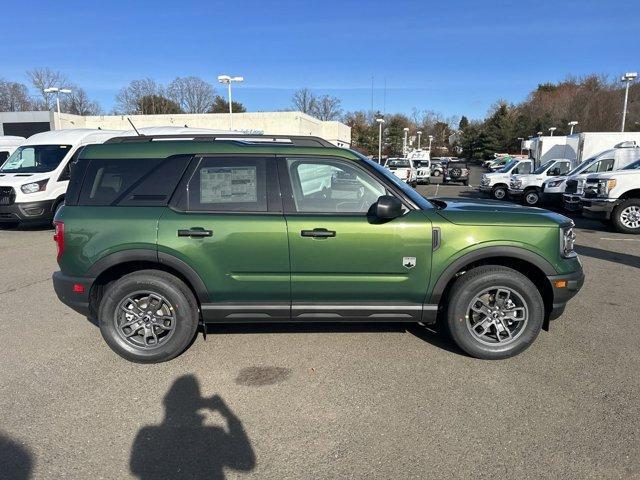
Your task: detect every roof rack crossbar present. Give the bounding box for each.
[104,134,335,148]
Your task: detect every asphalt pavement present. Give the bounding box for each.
[0,166,638,479]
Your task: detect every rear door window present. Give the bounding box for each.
[78,156,191,206]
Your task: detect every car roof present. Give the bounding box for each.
[21,129,127,146]
[79,139,359,160]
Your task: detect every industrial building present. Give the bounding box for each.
[0,111,351,147]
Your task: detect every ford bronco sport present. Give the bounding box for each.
[52,134,584,363]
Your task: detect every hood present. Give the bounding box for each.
[0,172,51,186]
[483,171,509,178]
[432,197,569,227]
[586,169,639,180]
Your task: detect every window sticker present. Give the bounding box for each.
[200,166,257,203]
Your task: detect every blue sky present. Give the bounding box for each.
[1,0,639,119]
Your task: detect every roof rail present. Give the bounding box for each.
[104,134,335,148]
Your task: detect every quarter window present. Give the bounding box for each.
[286,158,386,213]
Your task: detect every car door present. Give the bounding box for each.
[157,155,290,321]
[279,155,433,322]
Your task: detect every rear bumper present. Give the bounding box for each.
[52,271,95,317]
[581,198,617,220]
[547,267,584,321]
[0,199,56,224]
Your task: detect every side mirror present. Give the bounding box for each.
[375,195,403,219]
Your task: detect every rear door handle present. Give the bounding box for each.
[301,228,336,238]
[178,228,213,238]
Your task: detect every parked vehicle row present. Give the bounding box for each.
[477,139,640,234]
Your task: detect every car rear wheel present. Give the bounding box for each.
[612,199,640,234]
[432,170,441,177]
[491,185,507,200]
[524,189,540,206]
[98,270,199,363]
[445,266,544,359]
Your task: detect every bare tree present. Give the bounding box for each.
[311,94,342,121]
[291,88,317,114]
[26,67,70,109]
[115,78,164,114]
[0,79,33,111]
[61,86,102,115]
[167,76,215,113]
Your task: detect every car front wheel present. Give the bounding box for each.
[524,189,540,206]
[492,185,507,200]
[612,199,640,234]
[445,266,544,359]
[98,270,199,363]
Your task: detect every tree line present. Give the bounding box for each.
[2,69,638,159]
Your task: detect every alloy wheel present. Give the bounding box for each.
[620,205,640,229]
[466,286,529,345]
[115,291,177,349]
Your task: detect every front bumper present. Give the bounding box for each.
[479,185,492,193]
[540,191,563,207]
[0,199,56,224]
[52,271,95,317]
[580,198,617,220]
[508,188,523,198]
[546,267,585,321]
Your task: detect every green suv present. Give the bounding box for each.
[52,134,584,363]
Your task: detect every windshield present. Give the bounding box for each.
[499,159,518,173]
[0,145,71,173]
[354,153,432,209]
[623,159,640,170]
[566,157,596,176]
[415,160,430,167]
[385,159,411,168]
[532,160,555,175]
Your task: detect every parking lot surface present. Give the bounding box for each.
[1,167,638,479]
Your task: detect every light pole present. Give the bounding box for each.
[43,87,72,129]
[428,135,434,151]
[568,121,578,135]
[417,131,422,149]
[517,137,524,155]
[537,131,543,137]
[376,118,385,163]
[217,74,244,130]
[548,127,557,136]
[621,72,638,132]
[403,127,409,156]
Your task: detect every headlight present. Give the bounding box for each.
[597,179,617,197]
[511,179,523,188]
[21,180,48,194]
[560,224,577,258]
[547,179,564,188]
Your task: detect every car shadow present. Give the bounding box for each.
[575,244,640,269]
[205,322,466,356]
[129,375,255,480]
[0,431,33,480]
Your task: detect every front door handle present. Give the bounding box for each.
[301,228,336,238]
[178,228,213,238]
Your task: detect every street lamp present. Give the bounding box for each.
[537,131,543,136]
[43,87,72,129]
[417,130,422,149]
[376,118,385,163]
[403,127,410,156]
[568,121,578,135]
[621,72,638,132]
[428,135,434,151]
[217,74,244,130]
[517,137,524,155]
[549,127,557,136]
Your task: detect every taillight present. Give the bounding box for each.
[53,221,65,261]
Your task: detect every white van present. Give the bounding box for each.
[0,136,25,164]
[0,129,127,225]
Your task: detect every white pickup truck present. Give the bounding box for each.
[479,158,533,200]
[508,158,572,206]
[384,158,418,187]
[562,145,640,212]
[580,159,640,233]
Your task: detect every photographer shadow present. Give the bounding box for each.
[130,375,255,480]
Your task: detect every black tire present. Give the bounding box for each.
[445,266,544,359]
[492,185,507,200]
[432,170,441,177]
[449,167,462,180]
[98,270,199,363]
[523,189,540,206]
[611,199,640,234]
